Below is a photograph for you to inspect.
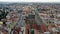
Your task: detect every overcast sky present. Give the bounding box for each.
[0,0,60,2]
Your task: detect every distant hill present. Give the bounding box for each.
[0,2,60,9]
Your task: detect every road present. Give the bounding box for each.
[35,9,43,25]
[15,13,26,28]
[13,12,26,34]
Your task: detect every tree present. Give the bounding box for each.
[0,9,9,19]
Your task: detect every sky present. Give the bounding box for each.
[0,0,60,2]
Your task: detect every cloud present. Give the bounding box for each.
[0,0,60,2]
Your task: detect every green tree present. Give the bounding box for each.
[0,9,9,19]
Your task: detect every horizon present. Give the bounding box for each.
[0,0,60,3]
